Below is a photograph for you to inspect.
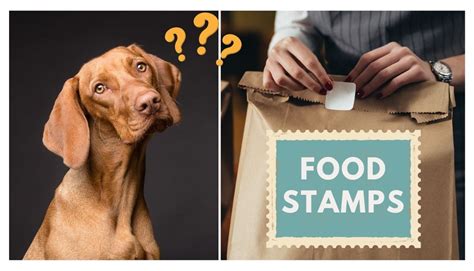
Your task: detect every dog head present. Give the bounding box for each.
[43,45,181,168]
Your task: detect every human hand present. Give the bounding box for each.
[263,37,333,95]
[346,42,436,99]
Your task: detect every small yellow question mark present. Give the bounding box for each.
[193,12,218,56]
[216,34,242,66]
[165,27,186,62]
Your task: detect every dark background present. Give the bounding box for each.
[10,11,218,260]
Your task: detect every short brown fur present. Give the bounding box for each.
[24,45,181,260]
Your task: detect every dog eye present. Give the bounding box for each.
[136,62,147,72]
[94,83,106,94]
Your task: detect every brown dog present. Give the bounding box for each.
[23,45,181,260]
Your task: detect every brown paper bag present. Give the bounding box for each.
[227,71,458,260]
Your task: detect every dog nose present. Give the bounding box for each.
[135,92,161,115]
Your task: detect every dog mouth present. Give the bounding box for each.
[150,114,173,132]
[128,112,173,139]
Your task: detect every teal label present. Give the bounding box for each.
[275,140,411,238]
[266,130,421,248]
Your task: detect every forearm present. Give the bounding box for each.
[440,54,464,87]
[268,11,319,53]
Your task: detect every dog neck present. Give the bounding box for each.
[83,119,148,228]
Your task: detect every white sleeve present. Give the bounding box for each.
[268,11,319,54]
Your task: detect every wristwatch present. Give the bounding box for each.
[428,60,453,84]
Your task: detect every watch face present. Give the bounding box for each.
[433,61,451,76]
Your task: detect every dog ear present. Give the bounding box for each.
[43,77,90,169]
[128,44,181,124]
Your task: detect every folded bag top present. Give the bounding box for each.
[238,71,455,124]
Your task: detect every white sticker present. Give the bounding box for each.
[325,82,356,111]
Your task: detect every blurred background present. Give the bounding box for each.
[219,11,465,259]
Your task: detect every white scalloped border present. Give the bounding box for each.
[265,130,421,248]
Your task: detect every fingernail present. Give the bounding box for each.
[345,76,352,82]
[325,82,333,91]
[356,90,364,98]
[376,93,383,99]
[320,89,327,95]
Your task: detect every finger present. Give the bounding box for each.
[378,66,426,99]
[267,60,306,91]
[352,50,401,91]
[360,57,412,98]
[285,40,333,90]
[274,51,323,93]
[347,42,399,82]
[263,66,286,92]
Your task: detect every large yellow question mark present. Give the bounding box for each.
[165,27,186,62]
[193,12,218,55]
[216,34,242,66]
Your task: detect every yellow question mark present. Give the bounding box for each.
[165,27,186,62]
[193,12,218,56]
[216,34,242,66]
